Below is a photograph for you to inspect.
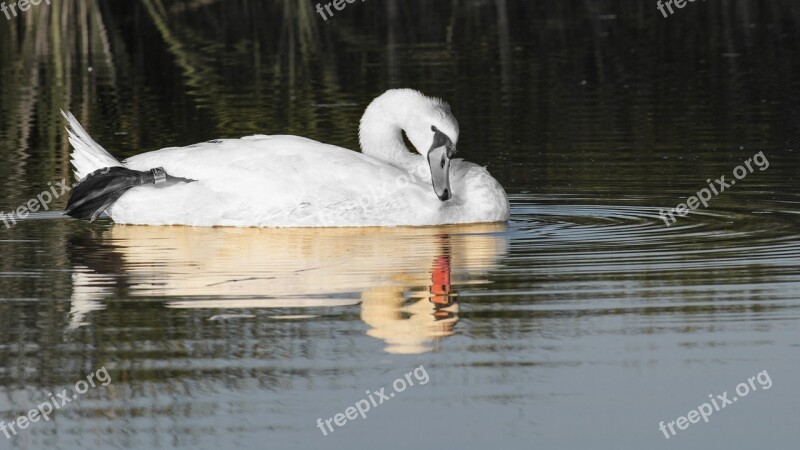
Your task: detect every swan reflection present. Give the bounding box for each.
[69,223,508,353]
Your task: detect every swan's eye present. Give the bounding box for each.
[431,125,438,133]
[401,130,417,154]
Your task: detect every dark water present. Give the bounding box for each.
[2,1,800,449]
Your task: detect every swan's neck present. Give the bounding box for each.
[359,98,423,173]
[359,122,419,171]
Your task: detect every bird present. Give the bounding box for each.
[63,89,509,227]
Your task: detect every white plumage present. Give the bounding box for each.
[63,110,122,180]
[64,89,509,227]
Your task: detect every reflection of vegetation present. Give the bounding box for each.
[0,0,797,202]
[0,0,116,205]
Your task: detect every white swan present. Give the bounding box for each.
[63,89,509,227]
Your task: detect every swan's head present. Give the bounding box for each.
[405,96,459,201]
[360,89,460,201]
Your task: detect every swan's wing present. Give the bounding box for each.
[124,135,383,177]
[111,135,435,226]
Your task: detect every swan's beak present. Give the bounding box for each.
[427,133,453,201]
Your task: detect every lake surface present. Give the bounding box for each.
[1,1,799,449]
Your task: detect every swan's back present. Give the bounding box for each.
[111,136,440,227]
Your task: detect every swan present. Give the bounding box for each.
[63,89,509,227]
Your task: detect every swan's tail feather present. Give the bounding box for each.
[65,167,196,222]
[61,112,198,222]
[61,110,122,181]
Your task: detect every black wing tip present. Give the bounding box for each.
[64,166,196,222]
[64,167,142,222]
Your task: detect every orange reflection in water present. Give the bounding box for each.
[69,223,508,353]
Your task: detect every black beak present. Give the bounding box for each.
[428,129,453,201]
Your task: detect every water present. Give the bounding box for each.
[2,1,800,449]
